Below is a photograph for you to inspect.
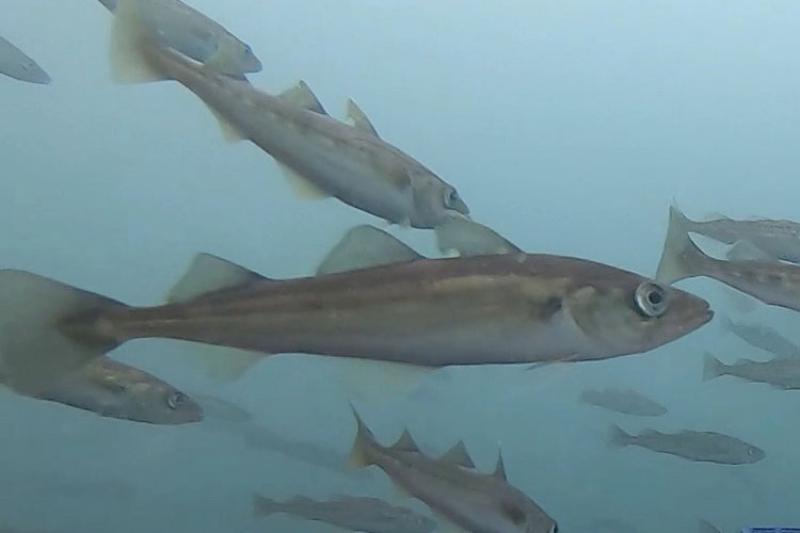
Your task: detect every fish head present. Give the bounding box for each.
[565,275,713,358]
[233,41,262,74]
[104,381,204,425]
[740,442,766,464]
[5,56,51,84]
[409,171,469,228]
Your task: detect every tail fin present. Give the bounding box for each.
[0,270,126,394]
[252,494,282,517]
[702,352,726,382]
[608,425,633,448]
[655,205,709,284]
[109,0,169,83]
[348,404,376,468]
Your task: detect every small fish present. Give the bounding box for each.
[0,35,50,84]
[671,206,800,263]
[703,352,800,390]
[698,518,721,533]
[107,1,469,228]
[103,0,261,77]
[34,356,202,424]
[722,317,800,359]
[609,425,765,465]
[657,206,800,313]
[579,388,667,417]
[349,408,558,533]
[253,494,437,533]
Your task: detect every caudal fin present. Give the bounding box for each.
[702,352,726,382]
[0,270,126,394]
[655,205,709,284]
[608,424,634,448]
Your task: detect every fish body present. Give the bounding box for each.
[672,207,800,263]
[109,2,468,228]
[0,35,50,84]
[349,410,558,533]
[253,495,437,533]
[102,0,261,77]
[704,352,800,389]
[657,206,800,312]
[609,425,765,465]
[34,356,202,424]
[722,318,800,359]
[579,388,667,416]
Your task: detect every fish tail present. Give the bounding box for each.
[702,351,726,381]
[655,205,709,284]
[608,424,633,447]
[348,403,376,468]
[0,270,126,395]
[252,494,282,516]
[109,0,171,84]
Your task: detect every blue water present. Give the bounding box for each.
[2,1,800,531]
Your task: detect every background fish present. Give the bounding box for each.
[722,317,800,359]
[579,388,668,417]
[704,352,800,390]
[610,425,765,465]
[252,494,437,533]
[0,35,50,84]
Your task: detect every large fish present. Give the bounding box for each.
[349,409,558,533]
[721,317,800,359]
[34,356,202,424]
[703,352,800,390]
[656,206,800,312]
[253,494,437,533]
[0,35,50,84]
[579,388,667,417]
[0,231,711,393]
[100,0,261,77]
[671,206,800,263]
[609,425,765,465]
[107,0,469,228]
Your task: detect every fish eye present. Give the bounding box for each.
[167,392,184,410]
[747,448,755,456]
[634,282,669,318]
[443,188,460,209]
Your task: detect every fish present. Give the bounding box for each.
[698,518,721,533]
[349,408,558,533]
[609,425,765,465]
[656,205,800,313]
[107,0,469,228]
[703,351,800,390]
[670,206,800,263]
[721,317,800,359]
[579,388,667,417]
[0,230,711,393]
[0,35,50,84]
[101,0,261,77]
[33,356,202,424]
[252,494,437,533]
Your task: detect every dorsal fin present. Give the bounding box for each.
[167,253,268,303]
[279,80,327,114]
[434,216,522,257]
[346,98,380,137]
[316,225,423,275]
[440,440,474,468]
[391,429,420,452]
[493,449,507,480]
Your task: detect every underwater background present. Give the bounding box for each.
[3,1,800,531]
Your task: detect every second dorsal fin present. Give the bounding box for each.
[346,98,380,137]
[167,253,269,303]
[391,429,420,452]
[316,225,423,275]
[440,440,475,468]
[278,80,327,114]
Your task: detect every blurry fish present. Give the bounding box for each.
[609,425,765,465]
[579,388,667,417]
[722,317,800,359]
[671,206,800,263]
[253,494,437,533]
[101,0,261,77]
[34,356,202,424]
[192,393,251,423]
[0,227,712,392]
[703,351,800,390]
[435,215,523,257]
[0,35,50,84]
[698,518,721,533]
[107,1,469,228]
[349,408,558,532]
[657,206,800,313]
